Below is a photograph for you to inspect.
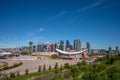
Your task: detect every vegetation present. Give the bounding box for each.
[43,64,46,71]
[54,62,58,69]
[4,54,120,80]
[38,65,41,72]
[0,62,22,71]
[25,69,29,75]
[49,65,52,70]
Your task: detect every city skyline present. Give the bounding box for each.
[0,0,120,49]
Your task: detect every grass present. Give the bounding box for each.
[10,70,55,80]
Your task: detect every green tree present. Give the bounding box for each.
[16,71,20,76]
[43,64,46,71]
[10,72,15,77]
[49,65,52,70]
[38,65,41,72]
[25,69,29,75]
[81,60,87,65]
[54,62,58,69]
[60,65,63,70]
[64,63,70,69]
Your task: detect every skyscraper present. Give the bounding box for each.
[116,46,118,51]
[29,41,33,53]
[66,40,70,51]
[74,39,82,51]
[33,45,37,52]
[87,42,91,54]
[109,47,112,52]
[37,43,40,52]
[116,46,119,53]
[59,40,65,51]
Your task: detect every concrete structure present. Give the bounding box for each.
[56,49,88,60]
[0,52,13,59]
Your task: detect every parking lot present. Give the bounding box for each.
[1,55,80,75]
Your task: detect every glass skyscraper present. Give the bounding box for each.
[29,41,33,53]
[87,42,91,54]
[74,39,82,51]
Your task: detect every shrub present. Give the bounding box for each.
[49,65,52,70]
[54,62,58,69]
[60,65,63,70]
[16,71,20,76]
[38,65,41,72]
[43,64,46,71]
[64,63,69,69]
[25,69,29,75]
[10,72,15,77]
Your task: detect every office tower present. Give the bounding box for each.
[109,47,112,52]
[33,45,37,52]
[74,39,82,51]
[87,42,91,54]
[29,41,33,53]
[116,46,118,51]
[66,40,70,51]
[59,40,65,51]
[37,43,41,52]
[116,46,119,54]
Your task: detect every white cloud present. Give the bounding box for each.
[48,10,67,20]
[72,0,104,15]
[27,27,44,36]
[39,27,44,32]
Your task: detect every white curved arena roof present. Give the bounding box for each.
[56,49,87,55]
[0,52,12,56]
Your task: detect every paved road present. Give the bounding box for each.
[1,56,80,75]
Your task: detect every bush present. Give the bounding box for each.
[54,62,58,69]
[38,65,41,72]
[60,65,63,70]
[25,69,29,75]
[10,72,15,77]
[64,63,69,69]
[43,64,46,71]
[1,73,9,80]
[3,62,8,70]
[49,65,52,70]
[16,71,20,76]
[81,60,87,65]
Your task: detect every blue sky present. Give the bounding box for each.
[0,0,120,49]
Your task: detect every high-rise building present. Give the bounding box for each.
[74,39,82,51]
[87,42,91,54]
[109,47,112,51]
[59,40,65,51]
[33,45,37,52]
[66,40,70,51]
[116,46,119,53]
[29,41,33,53]
[37,43,41,52]
[116,46,118,51]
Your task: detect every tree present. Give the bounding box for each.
[60,65,63,70]
[43,64,46,71]
[64,63,70,69]
[49,65,52,70]
[54,62,58,69]
[70,66,80,78]
[25,69,29,75]
[38,65,41,72]
[81,60,87,65]
[16,71,20,76]
[10,72,15,77]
